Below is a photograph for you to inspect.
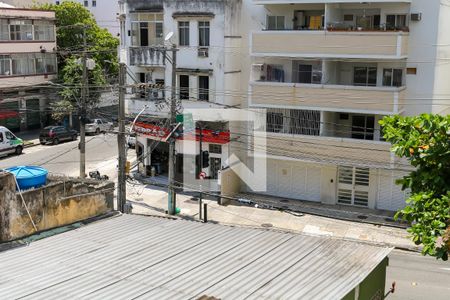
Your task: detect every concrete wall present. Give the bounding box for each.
[220,167,241,205]
[0,172,114,242]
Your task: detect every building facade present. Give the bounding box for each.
[0,6,57,132]
[55,0,119,36]
[242,0,450,211]
[119,0,242,188]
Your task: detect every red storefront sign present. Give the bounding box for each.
[0,111,19,120]
[134,122,230,144]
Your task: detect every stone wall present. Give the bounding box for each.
[0,172,114,242]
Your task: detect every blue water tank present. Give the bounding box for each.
[6,166,48,190]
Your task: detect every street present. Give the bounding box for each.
[0,133,121,179]
[387,250,450,300]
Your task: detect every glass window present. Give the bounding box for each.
[267,16,285,30]
[11,53,35,75]
[92,0,96,7]
[0,19,9,40]
[0,55,11,76]
[130,13,163,46]
[198,21,210,47]
[198,75,209,101]
[353,67,377,86]
[178,21,189,46]
[383,68,403,87]
[34,21,55,41]
[10,20,32,40]
[386,14,407,29]
[5,131,15,140]
[84,1,88,7]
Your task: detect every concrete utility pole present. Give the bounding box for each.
[117,62,127,213]
[168,44,177,215]
[79,26,87,178]
[198,125,203,220]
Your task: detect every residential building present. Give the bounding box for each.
[0,0,51,8]
[55,0,119,36]
[119,0,242,188]
[0,5,57,131]
[242,0,450,211]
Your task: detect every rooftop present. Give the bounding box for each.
[0,214,391,299]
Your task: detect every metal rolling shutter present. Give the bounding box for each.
[26,99,41,129]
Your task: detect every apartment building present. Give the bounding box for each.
[54,0,119,36]
[119,0,242,187]
[243,0,450,211]
[0,5,57,132]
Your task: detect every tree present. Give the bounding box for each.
[380,114,450,260]
[34,1,119,120]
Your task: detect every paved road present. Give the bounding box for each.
[0,133,120,179]
[386,250,450,300]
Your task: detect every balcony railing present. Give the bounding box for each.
[250,81,405,114]
[129,47,166,67]
[251,30,409,59]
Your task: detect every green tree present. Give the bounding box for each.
[34,1,119,120]
[380,114,450,260]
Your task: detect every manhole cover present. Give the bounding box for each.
[261,223,273,228]
[280,199,289,203]
[357,215,368,220]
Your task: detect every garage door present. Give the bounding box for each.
[377,170,408,211]
[26,99,41,129]
[264,159,322,202]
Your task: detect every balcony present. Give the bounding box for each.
[251,30,408,59]
[250,81,405,114]
[129,47,166,67]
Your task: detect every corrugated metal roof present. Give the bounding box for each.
[0,214,392,300]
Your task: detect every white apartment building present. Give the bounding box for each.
[0,5,57,132]
[242,0,450,211]
[55,0,119,36]
[119,0,242,187]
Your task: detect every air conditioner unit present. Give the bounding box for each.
[411,13,422,21]
[198,47,209,57]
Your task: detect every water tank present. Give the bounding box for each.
[6,166,48,190]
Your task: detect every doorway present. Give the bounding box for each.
[351,115,374,140]
[337,166,370,207]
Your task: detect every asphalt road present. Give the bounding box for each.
[386,250,450,300]
[0,133,120,179]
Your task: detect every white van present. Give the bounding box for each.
[0,126,24,157]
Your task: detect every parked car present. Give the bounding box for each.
[0,126,24,157]
[39,126,78,145]
[85,119,114,135]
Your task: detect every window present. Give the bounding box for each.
[130,13,164,46]
[10,20,32,40]
[35,53,57,74]
[154,79,165,100]
[84,1,88,7]
[353,67,377,86]
[209,144,222,154]
[178,21,189,46]
[0,132,3,142]
[56,1,60,5]
[267,15,285,30]
[0,19,8,40]
[179,75,189,100]
[198,21,210,47]
[386,14,407,29]
[198,76,209,101]
[0,55,11,76]
[343,14,354,22]
[34,21,55,41]
[11,54,35,75]
[407,67,417,75]
[5,131,15,140]
[265,64,284,82]
[352,115,375,140]
[296,64,322,84]
[383,68,403,87]
[267,111,284,133]
[92,0,96,7]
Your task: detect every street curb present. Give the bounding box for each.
[24,142,39,149]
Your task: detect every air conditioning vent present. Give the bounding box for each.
[198,47,209,57]
[411,13,422,21]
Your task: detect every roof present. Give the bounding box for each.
[0,214,392,299]
[0,2,14,8]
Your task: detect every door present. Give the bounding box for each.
[309,15,322,29]
[0,131,7,155]
[298,64,312,84]
[337,166,370,207]
[26,99,40,130]
[140,23,148,46]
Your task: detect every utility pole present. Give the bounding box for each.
[198,125,203,220]
[79,26,87,178]
[168,44,177,215]
[117,62,127,213]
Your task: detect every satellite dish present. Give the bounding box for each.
[164,31,174,41]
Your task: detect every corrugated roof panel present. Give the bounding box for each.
[0,214,392,300]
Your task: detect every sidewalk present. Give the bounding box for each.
[126,180,419,252]
[16,129,41,148]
